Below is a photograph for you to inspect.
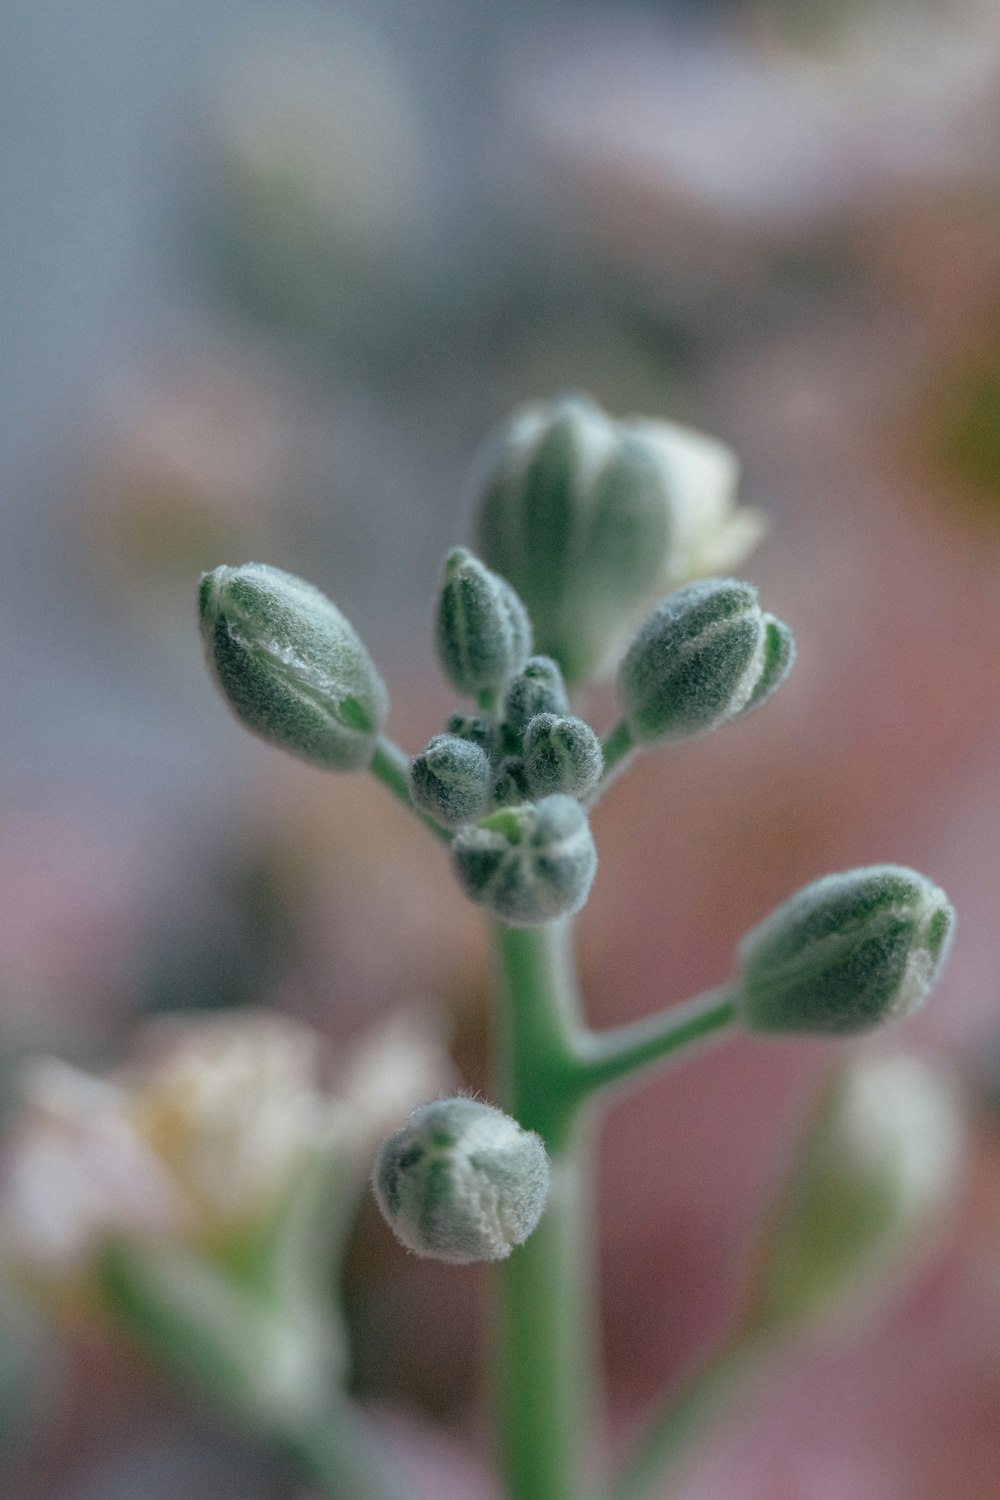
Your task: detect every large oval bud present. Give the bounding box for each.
[451,796,597,925]
[373,1097,550,1263]
[736,866,955,1036]
[474,395,764,682]
[616,578,794,744]
[199,563,388,770]
[435,548,532,698]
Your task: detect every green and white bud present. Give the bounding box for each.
[373,1097,550,1264]
[503,656,570,739]
[199,563,388,771]
[409,734,492,829]
[615,579,793,744]
[451,796,597,925]
[492,756,531,808]
[736,866,955,1036]
[751,1054,965,1334]
[474,394,764,682]
[523,714,603,800]
[435,548,532,698]
[444,711,499,762]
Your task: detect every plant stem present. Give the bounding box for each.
[587,720,636,807]
[368,736,452,843]
[492,919,599,1500]
[284,1398,408,1500]
[612,1328,772,1500]
[577,988,737,1097]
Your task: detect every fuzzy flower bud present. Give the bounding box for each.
[444,712,499,761]
[474,395,764,681]
[451,796,597,925]
[409,734,492,829]
[751,1054,965,1333]
[373,1097,550,1264]
[616,578,794,744]
[736,866,955,1036]
[523,714,603,800]
[503,657,570,739]
[199,563,388,771]
[491,756,530,808]
[435,548,532,698]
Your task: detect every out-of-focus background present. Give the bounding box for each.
[4,1,1000,1496]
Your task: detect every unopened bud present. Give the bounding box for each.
[503,657,570,739]
[492,756,530,808]
[523,714,603,800]
[474,395,764,681]
[435,548,532,698]
[451,796,597,925]
[444,712,499,762]
[736,866,955,1036]
[409,735,492,829]
[616,579,793,744]
[199,563,388,771]
[373,1097,550,1264]
[751,1054,965,1333]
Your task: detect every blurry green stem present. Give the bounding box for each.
[368,735,452,843]
[283,1399,408,1500]
[588,720,636,806]
[612,1326,774,1500]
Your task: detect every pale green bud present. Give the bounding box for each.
[451,796,597,925]
[435,548,532,697]
[373,1097,550,1264]
[503,656,570,739]
[199,563,388,771]
[616,578,793,744]
[523,714,603,800]
[751,1055,965,1334]
[474,395,764,682]
[492,756,530,808]
[409,734,492,829]
[736,867,955,1036]
[444,711,499,761]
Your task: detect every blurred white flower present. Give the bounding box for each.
[0,1007,453,1288]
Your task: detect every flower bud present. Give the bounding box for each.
[473,395,764,681]
[409,734,492,829]
[373,1097,550,1263]
[523,714,603,800]
[492,755,531,808]
[451,796,597,925]
[615,579,793,744]
[736,866,955,1036]
[199,563,388,771]
[435,548,532,698]
[444,711,499,761]
[503,656,570,739]
[750,1055,965,1334]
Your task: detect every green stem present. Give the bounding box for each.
[577,988,737,1097]
[492,919,599,1500]
[284,1398,409,1500]
[587,720,636,808]
[368,736,452,843]
[612,1328,773,1500]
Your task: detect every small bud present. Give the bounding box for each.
[444,712,499,761]
[199,563,388,771]
[473,395,764,681]
[616,579,793,744]
[451,796,597,925]
[373,1097,550,1264]
[736,866,955,1036]
[492,755,531,808]
[523,714,603,800]
[750,1055,965,1334]
[409,735,492,829]
[503,657,570,739]
[435,548,532,698]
